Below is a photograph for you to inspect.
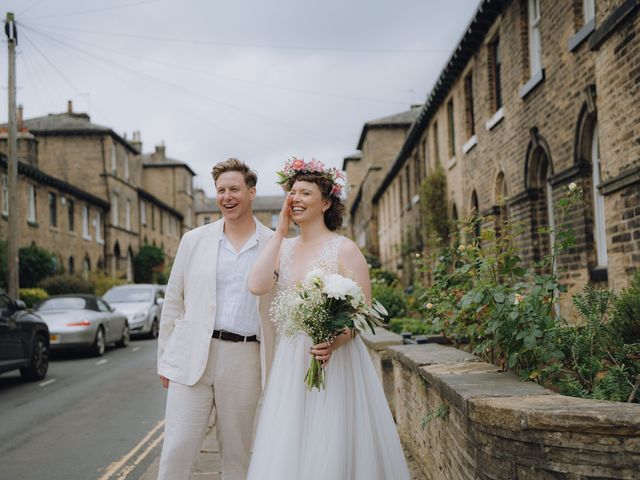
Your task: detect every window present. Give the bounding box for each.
[112,193,119,227]
[95,211,103,244]
[111,144,117,175]
[422,139,430,177]
[583,0,595,23]
[124,152,130,181]
[464,73,475,138]
[151,205,155,230]
[27,184,36,223]
[414,150,422,192]
[398,173,404,215]
[528,0,542,76]
[185,175,192,195]
[125,199,131,230]
[432,122,440,164]
[140,201,146,226]
[489,37,502,111]
[1,174,7,215]
[49,192,57,227]
[471,191,480,240]
[68,256,74,274]
[447,99,456,157]
[405,165,411,207]
[83,205,91,239]
[186,206,192,227]
[591,124,607,267]
[67,199,74,231]
[160,212,164,234]
[205,215,212,225]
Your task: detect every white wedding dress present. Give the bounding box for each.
[247,236,411,480]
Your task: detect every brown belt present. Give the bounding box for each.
[212,330,259,343]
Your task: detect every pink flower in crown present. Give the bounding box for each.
[309,159,325,173]
[291,157,306,171]
[334,170,345,180]
[331,185,342,197]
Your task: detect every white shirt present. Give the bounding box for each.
[214,227,261,336]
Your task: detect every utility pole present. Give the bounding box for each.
[6,13,19,298]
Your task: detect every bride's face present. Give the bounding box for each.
[289,180,330,224]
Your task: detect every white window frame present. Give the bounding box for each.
[583,0,595,23]
[1,174,7,216]
[592,124,608,267]
[140,201,146,226]
[27,184,36,223]
[112,193,119,227]
[95,211,104,244]
[111,144,117,175]
[125,199,131,230]
[82,205,92,240]
[528,0,542,76]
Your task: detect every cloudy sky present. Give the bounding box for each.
[1,0,481,196]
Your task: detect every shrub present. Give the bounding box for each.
[134,244,165,283]
[370,268,399,286]
[612,270,640,345]
[371,280,407,322]
[91,271,127,296]
[19,288,48,308]
[39,274,95,295]
[19,244,57,288]
[388,317,432,335]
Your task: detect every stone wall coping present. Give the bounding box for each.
[359,327,404,351]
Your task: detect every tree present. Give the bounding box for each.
[18,244,57,288]
[133,244,165,283]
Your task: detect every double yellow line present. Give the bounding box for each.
[98,419,165,480]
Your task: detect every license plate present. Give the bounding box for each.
[50,334,60,344]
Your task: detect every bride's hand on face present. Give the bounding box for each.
[276,194,292,237]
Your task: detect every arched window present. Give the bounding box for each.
[68,256,75,274]
[526,139,555,267]
[590,123,607,267]
[495,172,509,235]
[471,191,480,240]
[82,256,91,280]
[113,242,121,278]
[127,248,134,282]
[451,202,460,245]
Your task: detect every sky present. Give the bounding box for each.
[1,0,481,197]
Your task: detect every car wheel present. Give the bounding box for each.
[148,318,159,339]
[116,322,130,348]
[20,334,50,381]
[91,327,106,357]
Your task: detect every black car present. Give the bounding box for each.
[0,289,50,381]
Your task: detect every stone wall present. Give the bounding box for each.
[361,329,640,479]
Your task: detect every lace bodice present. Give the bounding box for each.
[278,235,345,289]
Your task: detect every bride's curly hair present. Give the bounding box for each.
[285,173,344,231]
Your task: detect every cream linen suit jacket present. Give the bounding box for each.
[157,218,276,388]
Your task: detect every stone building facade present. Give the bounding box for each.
[0,102,195,282]
[346,107,421,258]
[367,0,640,297]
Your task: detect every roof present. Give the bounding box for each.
[373,0,507,203]
[141,153,197,176]
[0,152,110,210]
[195,195,285,213]
[342,152,362,171]
[19,112,139,154]
[356,106,422,150]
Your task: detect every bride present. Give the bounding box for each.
[247,159,411,480]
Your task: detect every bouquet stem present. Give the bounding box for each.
[304,356,325,390]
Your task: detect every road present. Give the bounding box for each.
[0,337,166,480]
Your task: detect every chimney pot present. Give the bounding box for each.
[67,100,73,114]
[17,104,24,130]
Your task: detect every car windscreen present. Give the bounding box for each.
[104,287,153,303]
[37,297,87,311]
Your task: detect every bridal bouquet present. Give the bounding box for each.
[271,269,387,390]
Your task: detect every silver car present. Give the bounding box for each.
[103,284,164,339]
[35,295,130,356]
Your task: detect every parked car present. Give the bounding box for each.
[0,288,50,381]
[35,295,129,356]
[103,284,164,339]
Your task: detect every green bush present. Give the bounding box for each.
[19,288,48,308]
[90,271,127,296]
[19,244,57,288]
[612,270,640,344]
[370,268,399,286]
[134,244,165,283]
[371,280,407,322]
[388,317,432,335]
[39,274,95,295]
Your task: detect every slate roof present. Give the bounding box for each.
[356,106,422,150]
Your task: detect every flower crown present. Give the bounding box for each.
[276,157,351,201]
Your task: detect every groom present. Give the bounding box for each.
[157,158,276,480]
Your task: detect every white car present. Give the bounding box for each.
[103,284,164,339]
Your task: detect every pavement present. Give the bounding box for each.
[139,410,424,480]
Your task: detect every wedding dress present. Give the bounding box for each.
[247,235,411,480]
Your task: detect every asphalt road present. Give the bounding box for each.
[0,337,167,480]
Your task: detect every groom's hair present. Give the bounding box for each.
[212,158,258,188]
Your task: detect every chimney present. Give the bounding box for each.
[155,141,166,159]
[130,130,143,154]
[17,104,24,130]
[67,100,73,114]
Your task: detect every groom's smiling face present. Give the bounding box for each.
[215,171,256,221]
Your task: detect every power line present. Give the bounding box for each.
[21,21,448,54]
[20,22,408,106]
[23,0,160,21]
[17,0,47,17]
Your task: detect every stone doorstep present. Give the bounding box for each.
[469,394,640,436]
[389,343,480,376]
[420,361,554,415]
[360,327,404,350]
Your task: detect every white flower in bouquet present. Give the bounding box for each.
[323,273,362,301]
